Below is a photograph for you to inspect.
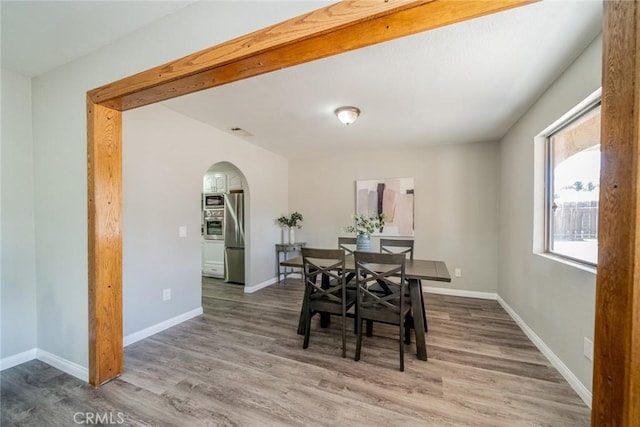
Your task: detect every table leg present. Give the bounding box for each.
[283,252,288,282]
[409,278,427,361]
[276,249,280,283]
[420,280,428,332]
[320,272,331,327]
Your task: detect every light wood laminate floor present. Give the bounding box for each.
[1,277,590,426]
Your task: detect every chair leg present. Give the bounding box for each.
[366,320,373,337]
[404,314,412,345]
[353,303,358,334]
[355,318,363,361]
[297,294,308,335]
[303,308,312,349]
[399,317,405,372]
[341,315,347,358]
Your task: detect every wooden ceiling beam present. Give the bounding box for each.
[87,0,536,111]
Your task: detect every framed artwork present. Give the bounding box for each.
[356,177,414,237]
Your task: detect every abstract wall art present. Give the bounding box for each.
[356,177,414,237]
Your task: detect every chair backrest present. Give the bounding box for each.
[379,238,414,260]
[302,247,347,305]
[338,237,357,255]
[354,251,406,321]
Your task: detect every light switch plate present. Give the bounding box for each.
[454,268,462,277]
[163,288,171,301]
[179,226,187,237]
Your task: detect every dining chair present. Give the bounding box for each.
[338,237,357,255]
[354,251,413,371]
[379,238,428,332]
[338,237,358,286]
[301,247,356,357]
[379,238,414,259]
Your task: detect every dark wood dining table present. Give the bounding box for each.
[279,255,451,361]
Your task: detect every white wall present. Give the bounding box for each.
[1,69,37,359]
[123,104,288,335]
[30,1,327,369]
[8,0,602,393]
[289,141,500,293]
[498,34,602,393]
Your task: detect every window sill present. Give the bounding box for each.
[535,252,597,275]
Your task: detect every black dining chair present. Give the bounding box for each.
[354,251,413,371]
[301,247,356,357]
[379,238,414,259]
[379,238,428,332]
[337,237,358,286]
[338,237,357,255]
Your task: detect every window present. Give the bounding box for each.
[546,101,601,266]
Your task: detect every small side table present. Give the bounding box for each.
[276,242,306,283]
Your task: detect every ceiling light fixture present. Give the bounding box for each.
[334,106,360,125]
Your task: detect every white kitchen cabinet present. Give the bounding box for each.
[213,173,227,193]
[227,173,243,191]
[204,173,227,194]
[202,239,225,278]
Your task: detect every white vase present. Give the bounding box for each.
[289,227,295,244]
[356,234,371,252]
[281,228,286,244]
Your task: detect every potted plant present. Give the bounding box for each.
[277,211,303,243]
[344,213,385,251]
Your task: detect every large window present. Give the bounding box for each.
[546,101,601,266]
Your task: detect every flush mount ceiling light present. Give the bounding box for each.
[334,106,360,125]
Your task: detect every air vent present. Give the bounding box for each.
[228,127,253,137]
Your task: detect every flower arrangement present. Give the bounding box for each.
[344,213,385,236]
[277,211,304,229]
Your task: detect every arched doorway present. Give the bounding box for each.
[201,161,249,285]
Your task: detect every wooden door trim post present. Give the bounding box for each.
[87,0,539,386]
[87,99,123,386]
[592,0,640,424]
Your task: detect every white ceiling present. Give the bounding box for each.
[163,0,602,158]
[1,0,196,77]
[2,1,602,159]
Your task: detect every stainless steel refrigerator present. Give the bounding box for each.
[224,192,245,284]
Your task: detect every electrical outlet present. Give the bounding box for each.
[454,268,462,277]
[179,226,187,237]
[163,288,171,301]
[584,337,593,361]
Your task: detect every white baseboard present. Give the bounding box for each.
[2,308,204,382]
[244,277,277,294]
[2,348,88,382]
[422,287,591,407]
[123,307,203,347]
[496,296,592,408]
[0,348,37,371]
[422,286,497,300]
[36,349,88,382]
[0,291,592,409]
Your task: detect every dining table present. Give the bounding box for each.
[279,255,451,361]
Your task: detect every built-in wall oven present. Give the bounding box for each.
[204,194,225,209]
[204,208,224,240]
